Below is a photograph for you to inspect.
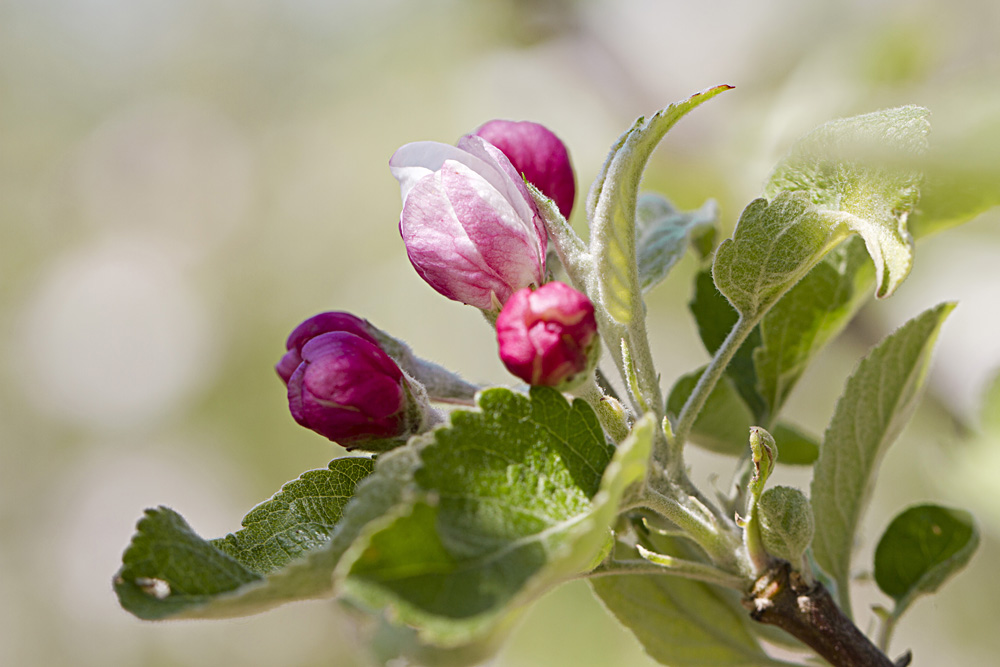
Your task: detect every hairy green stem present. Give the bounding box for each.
[671,314,759,475]
[632,486,743,574]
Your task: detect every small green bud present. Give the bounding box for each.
[757,486,814,565]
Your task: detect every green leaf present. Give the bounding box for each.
[811,302,955,612]
[339,388,653,647]
[765,106,930,298]
[769,422,819,466]
[689,267,766,421]
[666,365,753,457]
[636,193,718,293]
[753,236,874,422]
[114,457,376,620]
[713,192,848,322]
[910,111,1000,239]
[591,547,789,667]
[874,504,978,615]
[590,85,733,324]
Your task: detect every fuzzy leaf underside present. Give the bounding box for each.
[636,193,719,293]
[590,85,733,324]
[713,191,848,322]
[339,388,653,647]
[811,303,954,604]
[765,105,930,299]
[114,456,376,620]
[874,504,979,615]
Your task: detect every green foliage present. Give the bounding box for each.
[689,267,766,420]
[666,365,753,456]
[590,85,732,324]
[338,388,653,646]
[768,422,819,466]
[592,544,793,667]
[753,237,874,422]
[635,193,718,293]
[811,302,955,611]
[114,457,375,619]
[764,106,930,298]
[713,192,848,321]
[757,486,814,566]
[874,504,978,614]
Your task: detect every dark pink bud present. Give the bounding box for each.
[276,312,377,384]
[475,119,576,219]
[286,332,409,446]
[496,281,599,388]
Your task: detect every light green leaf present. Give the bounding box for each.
[689,267,766,421]
[590,85,733,324]
[666,365,753,457]
[114,457,376,620]
[811,302,954,613]
[339,388,652,647]
[769,422,819,466]
[636,193,718,293]
[874,504,978,616]
[713,192,848,322]
[591,545,791,667]
[753,236,874,423]
[765,106,930,298]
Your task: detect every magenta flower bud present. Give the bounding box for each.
[275,311,377,384]
[474,119,576,220]
[496,281,599,389]
[390,135,547,311]
[286,331,412,447]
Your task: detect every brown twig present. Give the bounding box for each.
[743,561,910,667]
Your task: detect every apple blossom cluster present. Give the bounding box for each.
[278,120,598,446]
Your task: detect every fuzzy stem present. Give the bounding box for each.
[633,487,742,573]
[671,314,758,475]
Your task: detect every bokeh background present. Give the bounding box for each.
[2,0,999,665]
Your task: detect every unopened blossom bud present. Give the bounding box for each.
[496,281,599,389]
[390,134,547,311]
[474,119,576,219]
[285,331,415,448]
[275,311,377,384]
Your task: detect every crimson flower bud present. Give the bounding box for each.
[277,312,426,449]
[275,311,377,384]
[390,135,547,311]
[285,332,411,447]
[496,281,599,389]
[474,119,576,219]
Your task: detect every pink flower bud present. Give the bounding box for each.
[390,135,547,311]
[496,281,599,388]
[474,119,576,219]
[286,331,411,447]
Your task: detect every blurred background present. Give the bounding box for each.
[1,0,998,665]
